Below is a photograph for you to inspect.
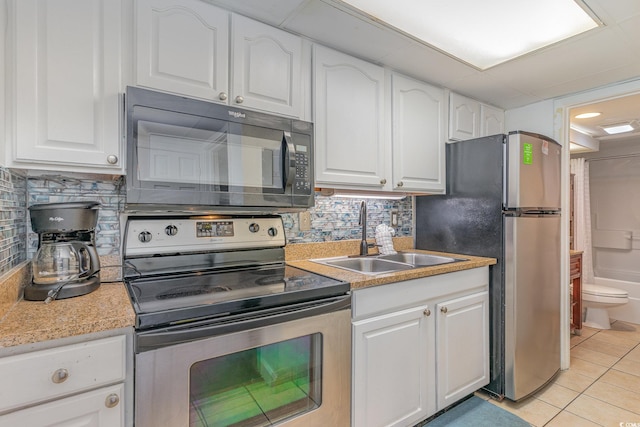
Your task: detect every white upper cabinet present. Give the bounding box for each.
[135,0,229,102]
[449,92,480,141]
[449,92,504,141]
[481,103,505,136]
[136,0,307,118]
[6,0,125,173]
[231,14,303,117]
[313,44,388,188]
[391,73,446,193]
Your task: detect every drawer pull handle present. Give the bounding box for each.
[51,368,69,384]
[441,306,448,314]
[423,308,431,316]
[105,393,120,408]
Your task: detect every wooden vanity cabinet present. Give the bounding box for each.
[570,251,583,334]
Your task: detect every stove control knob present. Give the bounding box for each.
[268,227,278,237]
[249,223,260,233]
[165,225,178,236]
[138,231,152,243]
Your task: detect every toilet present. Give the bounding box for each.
[582,283,629,329]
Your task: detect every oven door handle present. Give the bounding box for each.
[136,294,351,352]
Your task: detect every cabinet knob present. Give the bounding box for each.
[441,306,448,314]
[397,181,404,187]
[380,179,387,185]
[51,368,69,384]
[423,308,431,316]
[219,92,228,101]
[106,155,118,165]
[105,393,120,408]
[235,95,244,104]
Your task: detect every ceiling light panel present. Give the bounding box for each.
[601,123,635,135]
[338,0,600,69]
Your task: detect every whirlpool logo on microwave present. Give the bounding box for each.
[228,110,246,119]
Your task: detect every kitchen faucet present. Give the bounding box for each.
[359,200,368,256]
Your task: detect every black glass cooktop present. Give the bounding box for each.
[125,265,349,330]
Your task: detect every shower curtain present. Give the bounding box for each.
[570,158,595,284]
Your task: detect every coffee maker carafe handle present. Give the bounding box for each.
[70,242,100,279]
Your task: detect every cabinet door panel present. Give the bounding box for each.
[0,384,124,427]
[14,0,123,170]
[136,0,229,101]
[232,15,302,117]
[392,74,446,193]
[314,45,387,188]
[352,305,433,427]
[481,104,505,136]
[436,291,489,409]
[449,92,480,141]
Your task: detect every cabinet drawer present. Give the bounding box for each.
[570,254,582,278]
[0,335,126,414]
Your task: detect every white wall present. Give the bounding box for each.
[505,99,555,137]
[576,140,640,283]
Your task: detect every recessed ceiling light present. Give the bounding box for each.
[574,112,601,119]
[338,0,601,70]
[601,123,635,135]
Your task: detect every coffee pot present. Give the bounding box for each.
[25,202,101,302]
[32,241,100,285]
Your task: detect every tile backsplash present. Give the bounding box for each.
[0,168,27,275]
[281,195,412,243]
[26,174,125,259]
[0,170,413,271]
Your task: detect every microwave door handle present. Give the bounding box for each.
[282,132,296,188]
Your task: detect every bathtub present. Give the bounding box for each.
[591,277,640,325]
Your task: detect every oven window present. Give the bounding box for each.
[189,334,322,426]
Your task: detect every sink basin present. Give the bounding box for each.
[312,257,414,275]
[311,252,466,275]
[378,252,466,267]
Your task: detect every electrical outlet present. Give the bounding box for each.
[299,211,312,231]
[390,210,398,227]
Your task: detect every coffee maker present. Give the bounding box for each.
[25,202,101,302]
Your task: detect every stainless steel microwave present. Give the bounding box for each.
[125,87,314,211]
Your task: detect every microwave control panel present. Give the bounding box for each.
[294,144,311,192]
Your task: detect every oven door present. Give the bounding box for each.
[134,296,351,427]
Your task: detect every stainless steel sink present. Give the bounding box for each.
[378,252,465,267]
[311,252,467,275]
[315,257,414,275]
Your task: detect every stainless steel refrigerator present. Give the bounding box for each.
[415,131,561,401]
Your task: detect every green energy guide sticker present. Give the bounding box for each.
[523,143,533,164]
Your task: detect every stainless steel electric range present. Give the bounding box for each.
[122,214,352,427]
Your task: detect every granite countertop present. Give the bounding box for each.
[285,237,497,290]
[0,284,135,348]
[288,251,497,290]
[0,238,496,349]
[0,257,135,349]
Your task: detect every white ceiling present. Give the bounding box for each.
[207,0,640,147]
[207,0,640,111]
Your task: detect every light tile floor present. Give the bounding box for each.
[476,320,640,427]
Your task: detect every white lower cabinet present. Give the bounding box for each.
[352,267,489,427]
[0,384,124,427]
[0,335,128,427]
[353,305,433,427]
[435,291,489,410]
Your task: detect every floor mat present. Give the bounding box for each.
[423,396,530,427]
